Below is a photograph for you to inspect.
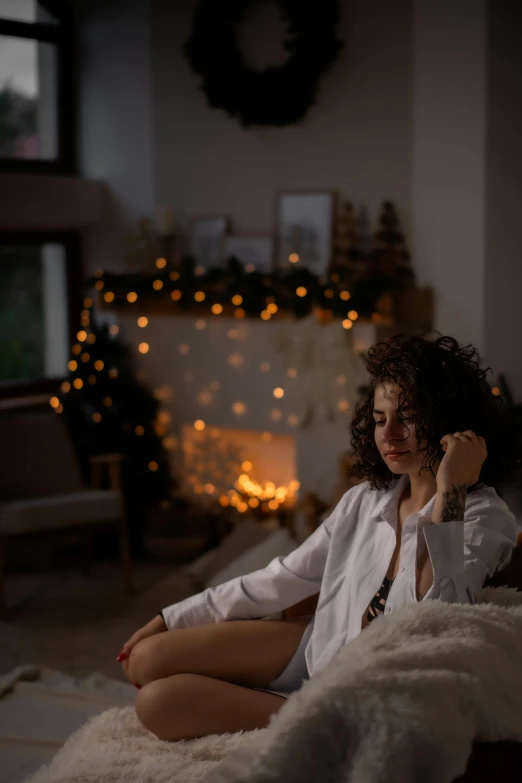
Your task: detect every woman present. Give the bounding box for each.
[118,333,518,742]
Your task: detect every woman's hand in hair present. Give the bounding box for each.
[433,431,487,523]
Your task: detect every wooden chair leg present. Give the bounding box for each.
[118,516,135,597]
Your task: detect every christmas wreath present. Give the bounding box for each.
[184,0,343,127]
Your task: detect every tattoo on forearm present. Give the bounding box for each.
[441,484,466,522]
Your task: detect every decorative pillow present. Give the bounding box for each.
[206,528,299,588]
[183,519,273,591]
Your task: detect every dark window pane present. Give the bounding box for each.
[0,35,58,160]
[0,243,69,384]
[0,1,59,25]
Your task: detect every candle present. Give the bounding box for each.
[157,205,176,236]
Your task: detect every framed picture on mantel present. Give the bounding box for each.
[276,191,336,277]
[190,215,230,271]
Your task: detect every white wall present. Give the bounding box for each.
[484,0,522,398]
[150,0,412,236]
[412,0,487,355]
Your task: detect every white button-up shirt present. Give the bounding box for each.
[162,474,517,677]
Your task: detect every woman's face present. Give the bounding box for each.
[373,383,426,474]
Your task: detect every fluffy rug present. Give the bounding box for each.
[26,588,522,783]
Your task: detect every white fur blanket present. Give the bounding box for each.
[27,588,522,783]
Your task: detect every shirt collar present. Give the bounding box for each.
[375,473,438,528]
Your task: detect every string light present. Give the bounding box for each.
[92,412,102,423]
[148,461,159,472]
[61,381,71,393]
[138,342,149,354]
[340,290,351,300]
[260,362,271,372]
[195,319,206,329]
[68,360,77,371]
[94,280,104,290]
[108,368,118,378]
[49,396,59,408]
[338,399,350,411]
[260,310,271,320]
[273,387,284,398]
[169,271,180,281]
[204,483,215,494]
[73,378,83,389]
[288,414,298,426]
[83,297,93,308]
[228,352,244,367]
[109,324,119,336]
[137,316,148,327]
[103,396,112,407]
[267,303,278,314]
[232,401,246,416]
[153,280,163,290]
[194,291,205,302]
[324,289,334,298]
[135,425,145,435]
[94,269,103,278]
[245,263,255,273]
[296,287,307,297]
[287,367,297,378]
[104,292,115,303]
[289,253,299,263]
[171,290,182,301]
[88,375,96,384]
[94,360,104,371]
[342,319,353,329]
[156,257,167,269]
[227,328,239,339]
[242,460,253,472]
[261,432,272,441]
[77,330,87,342]
[198,389,213,405]
[232,294,243,306]
[271,409,282,421]
[179,343,190,354]
[80,352,90,362]
[330,272,340,282]
[195,265,205,276]
[194,419,205,431]
[234,307,246,319]
[87,333,96,344]
[209,380,220,391]
[211,303,223,314]
[492,387,500,396]
[127,292,138,303]
[348,310,359,320]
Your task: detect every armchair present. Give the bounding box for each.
[0,408,134,617]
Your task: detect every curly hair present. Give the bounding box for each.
[348,331,520,492]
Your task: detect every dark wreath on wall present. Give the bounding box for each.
[184,0,344,127]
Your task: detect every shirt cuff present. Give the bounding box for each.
[418,515,465,580]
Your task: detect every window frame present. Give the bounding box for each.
[0,0,76,174]
[0,229,82,400]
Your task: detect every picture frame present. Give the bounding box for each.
[224,235,274,273]
[276,191,336,276]
[190,215,229,270]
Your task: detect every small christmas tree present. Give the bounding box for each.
[57,305,174,551]
[371,200,414,283]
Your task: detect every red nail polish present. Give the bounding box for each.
[116,652,127,662]
[133,683,142,689]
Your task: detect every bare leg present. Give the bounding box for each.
[127,615,312,690]
[136,673,287,741]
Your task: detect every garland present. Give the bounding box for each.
[88,257,400,322]
[184,0,343,127]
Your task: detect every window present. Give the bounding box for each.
[0,0,74,173]
[0,232,81,396]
